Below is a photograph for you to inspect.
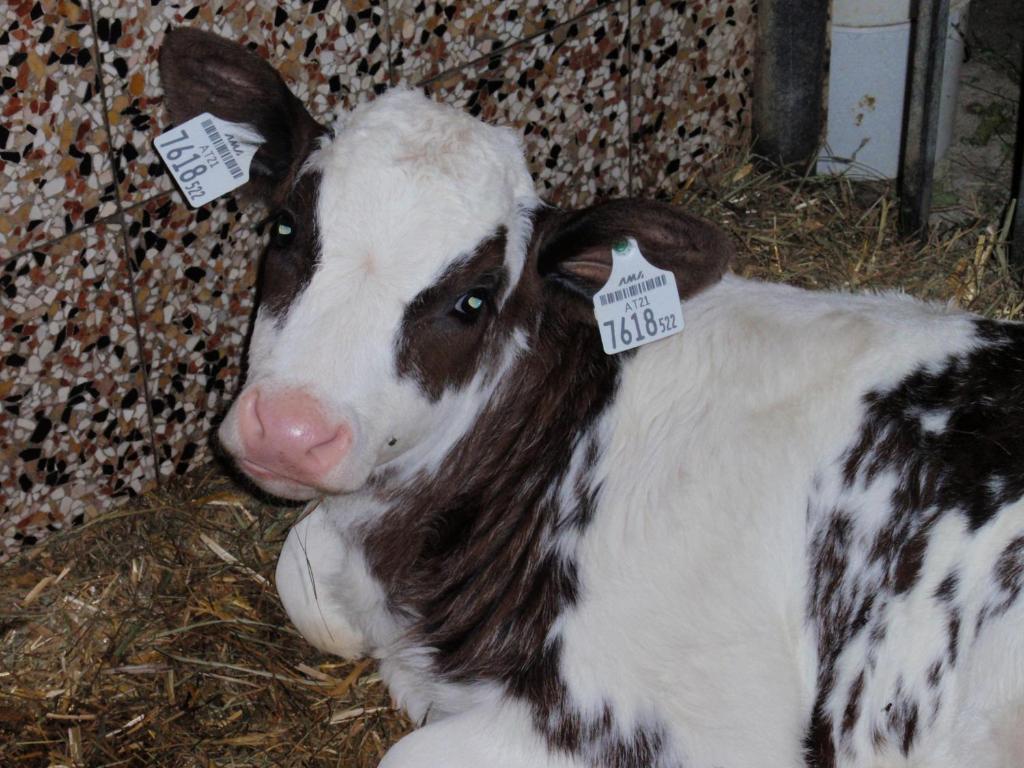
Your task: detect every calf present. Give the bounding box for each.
[160,29,1024,768]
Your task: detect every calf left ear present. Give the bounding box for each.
[535,199,734,307]
[158,28,327,204]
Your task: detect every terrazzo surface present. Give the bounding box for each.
[1,0,118,254]
[427,2,631,207]
[2,0,757,562]
[125,193,261,481]
[392,0,609,83]
[630,0,754,198]
[1,224,153,557]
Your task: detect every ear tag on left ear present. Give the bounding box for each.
[154,113,264,208]
[593,237,684,355]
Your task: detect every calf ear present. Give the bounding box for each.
[536,199,734,309]
[158,28,327,204]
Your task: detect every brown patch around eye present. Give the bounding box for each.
[258,170,321,318]
[396,228,510,400]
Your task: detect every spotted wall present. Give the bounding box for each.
[1,0,755,561]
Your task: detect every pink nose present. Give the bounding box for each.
[235,388,352,485]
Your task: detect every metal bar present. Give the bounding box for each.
[898,0,951,238]
[752,0,830,170]
[1010,43,1024,275]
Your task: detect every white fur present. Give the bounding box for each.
[549,278,971,767]
[276,497,400,658]
[378,698,585,768]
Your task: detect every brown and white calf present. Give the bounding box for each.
[160,29,1024,768]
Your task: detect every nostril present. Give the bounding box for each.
[307,425,352,469]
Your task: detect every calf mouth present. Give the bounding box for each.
[236,458,325,501]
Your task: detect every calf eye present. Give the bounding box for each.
[270,212,296,247]
[451,288,490,323]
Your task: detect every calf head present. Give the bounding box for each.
[159,29,734,502]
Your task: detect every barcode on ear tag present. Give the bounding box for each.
[592,237,684,355]
[154,113,264,208]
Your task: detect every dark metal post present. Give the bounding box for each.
[898,0,951,238]
[1010,43,1024,275]
[752,0,830,170]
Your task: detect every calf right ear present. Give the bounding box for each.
[158,28,327,204]
[535,199,735,312]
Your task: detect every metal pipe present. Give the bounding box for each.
[752,0,830,170]
[1010,42,1024,275]
[898,0,951,238]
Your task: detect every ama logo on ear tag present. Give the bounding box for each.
[592,238,684,355]
[154,113,264,208]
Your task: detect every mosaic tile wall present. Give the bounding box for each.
[1,0,755,561]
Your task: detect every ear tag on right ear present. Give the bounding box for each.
[592,237,684,355]
[154,113,264,208]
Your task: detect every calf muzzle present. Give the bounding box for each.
[233,387,352,490]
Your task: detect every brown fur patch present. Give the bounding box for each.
[366,258,619,680]
[258,171,321,318]
[395,229,509,401]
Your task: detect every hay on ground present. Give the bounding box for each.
[1,468,410,767]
